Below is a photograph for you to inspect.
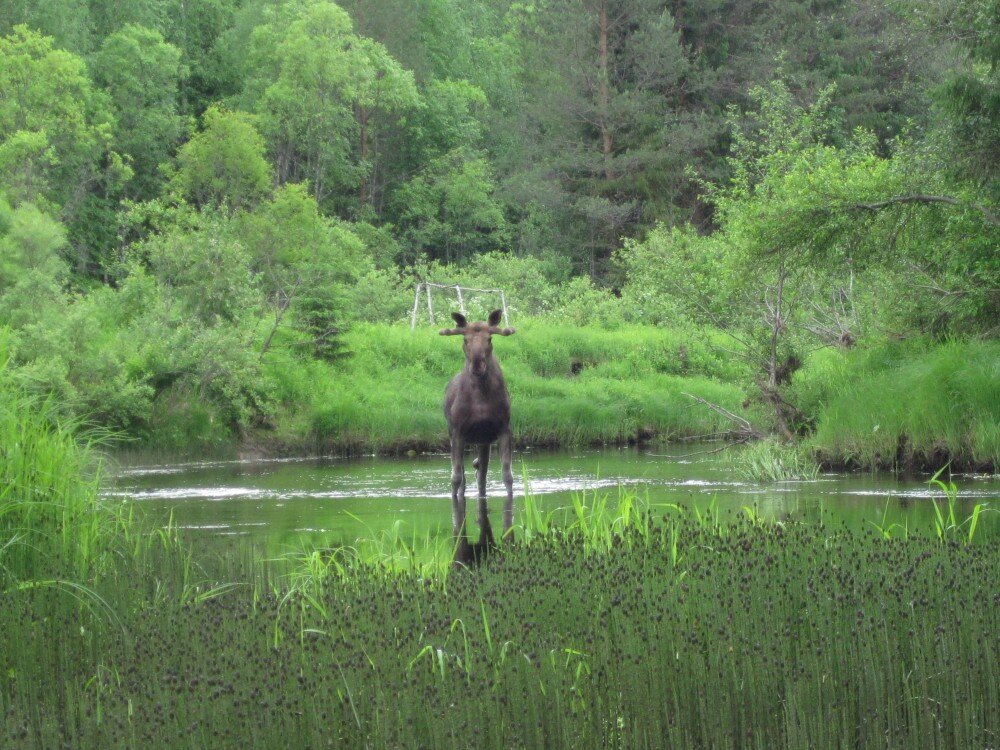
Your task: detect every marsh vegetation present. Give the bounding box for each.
[4,473,999,747]
[3,356,999,746]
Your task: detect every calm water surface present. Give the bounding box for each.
[104,446,1000,551]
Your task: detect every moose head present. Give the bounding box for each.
[439,310,515,378]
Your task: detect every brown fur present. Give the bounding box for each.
[440,310,515,566]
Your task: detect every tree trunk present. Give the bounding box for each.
[358,103,369,206]
[597,0,614,182]
[765,264,796,440]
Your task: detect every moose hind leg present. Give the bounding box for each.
[450,436,470,564]
[500,430,514,538]
[476,444,494,548]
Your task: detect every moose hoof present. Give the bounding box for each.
[478,522,496,550]
[453,538,475,568]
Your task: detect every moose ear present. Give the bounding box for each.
[451,312,468,328]
[487,309,503,327]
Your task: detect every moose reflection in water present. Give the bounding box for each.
[440,309,516,565]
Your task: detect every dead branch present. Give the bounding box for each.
[667,437,753,459]
[681,392,767,440]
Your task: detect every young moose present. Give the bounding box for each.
[440,309,515,564]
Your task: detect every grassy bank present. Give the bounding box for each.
[0,364,119,583]
[793,340,1000,470]
[56,314,1000,471]
[3,501,998,748]
[255,322,751,453]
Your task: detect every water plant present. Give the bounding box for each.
[0,365,118,583]
[927,466,994,545]
[3,503,998,748]
[730,437,820,482]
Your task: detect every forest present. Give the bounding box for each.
[0,0,997,469]
[3,1,1000,747]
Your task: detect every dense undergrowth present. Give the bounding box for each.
[793,340,1000,471]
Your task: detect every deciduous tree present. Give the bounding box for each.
[171,105,271,213]
[91,25,187,201]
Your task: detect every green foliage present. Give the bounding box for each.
[939,0,1000,197]
[802,340,1000,469]
[0,25,120,212]
[0,197,68,289]
[245,1,418,212]
[120,212,275,435]
[0,0,93,53]
[618,83,853,439]
[393,147,508,263]
[90,24,187,200]
[408,77,487,161]
[703,78,1000,334]
[239,183,374,358]
[2,205,274,441]
[719,80,841,202]
[619,224,729,326]
[0,0,974,276]
[140,208,258,324]
[171,105,271,212]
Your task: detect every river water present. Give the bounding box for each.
[104,446,1000,550]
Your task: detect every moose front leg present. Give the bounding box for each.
[476,444,495,548]
[500,430,514,538]
[450,435,471,563]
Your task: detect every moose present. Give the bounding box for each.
[440,309,515,565]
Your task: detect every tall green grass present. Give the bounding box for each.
[798,340,1000,469]
[730,438,821,482]
[3,496,997,748]
[0,365,114,582]
[264,322,751,452]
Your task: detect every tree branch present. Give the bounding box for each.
[681,392,766,440]
[852,194,999,226]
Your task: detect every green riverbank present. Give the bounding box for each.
[142,326,998,473]
[795,340,1000,472]
[147,323,752,456]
